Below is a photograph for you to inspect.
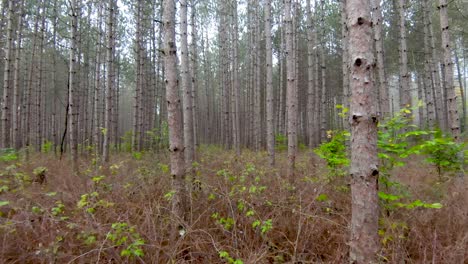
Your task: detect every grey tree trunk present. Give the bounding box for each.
[306,0,315,147]
[1,0,14,148]
[190,0,199,154]
[454,44,466,132]
[398,0,411,110]
[265,0,275,165]
[347,0,380,262]
[426,0,445,129]
[371,0,389,117]
[232,0,241,156]
[341,0,350,132]
[285,0,297,178]
[103,0,115,163]
[12,0,24,149]
[422,0,436,129]
[180,0,194,172]
[69,0,80,171]
[163,0,187,236]
[132,0,142,151]
[439,0,461,140]
[93,1,103,159]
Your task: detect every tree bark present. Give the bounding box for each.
[371,0,389,117]
[265,0,275,165]
[12,0,24,149]
[103,0,115,163]
[285,0,297,179]
[69,0,80,171]
[1,0,14,148]
[163,0,187,237]
[180,0,194,172]
[347,0,380,262]
[398,0,411,110]
[422,0,436,129]
[438,0,461,140]
[454,44,466,133]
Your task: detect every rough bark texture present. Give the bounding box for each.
[438,0,460,140]
[371,0,389,117]
[426,0,445,129]
[12,0,25,149]
[341,0,350,127]
[232,0,241,156]
[69,0,79,171]
[265,0,275,165]
[1,0,14,148]
[93,2,103,159]
[163,0,187,235]
[422,0,436,129]
[285,0,297,178]
[454,45,466,132]
[180,0,194,171]
[346,0,380,262]
[103,0,115,163]
[398,0,411,110]
[307,0,315,147]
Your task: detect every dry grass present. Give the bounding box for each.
[0,146,466,263]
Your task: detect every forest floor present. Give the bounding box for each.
[0,146,467,263]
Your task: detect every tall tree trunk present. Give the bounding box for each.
[341,0,350,131]
[12,0,24,149]
[426,0,445,129]
[422,0,436,129]
[190,0,199,153]
[398,0,411,110]
[265,0,275,165]
[69,0,80,171]
[285,0,297,178]
[347,0,380,262]
[1,0,14,148]
[180,0,194,172]
[232,0,241,156]
[454,43,466,133]
[163,0,187,236]
[306,0,315,147]
[93,1,103,159]
[438,0,460,140]
[132,0,142,151]
[103,0,115,162]
[371,0,389,117]
[25,2,41,159]
[320,0,327,142]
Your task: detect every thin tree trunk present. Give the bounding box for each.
[341,0,350,132]
[454,43,466,133]
[427,0,445,129]
[190,0,199,154]
[439,0,461,140]
[265,0,275,165]
[306,0,315,147]
[398,0,411,110]
[12,0,24,150]
[103,0,115,163]
[371,0,389,117]
[347,0,380,262]
[232,0,241,156]
[422,0,436,129]
[132,0,142,151]
[1,0,14,148]
[180,0,194,172]
[285,0,297,178]
[163,0,187,237]
[69,0,80,171]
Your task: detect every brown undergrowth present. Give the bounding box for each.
[0,146,466,263]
